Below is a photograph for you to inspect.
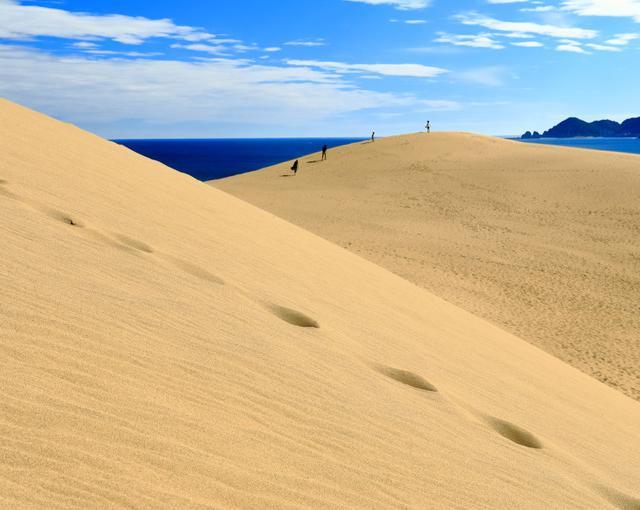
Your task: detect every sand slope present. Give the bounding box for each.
[214,133,640,401]
[1,101,640,509]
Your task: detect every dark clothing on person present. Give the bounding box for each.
[371,131,375,142]
[291,159,299,174]
[322,145,328,160]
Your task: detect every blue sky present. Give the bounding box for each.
[1,0,639,137]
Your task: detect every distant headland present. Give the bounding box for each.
[521,116,640,139]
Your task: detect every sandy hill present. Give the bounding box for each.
[1,100,639,509]
[214,133,640,402]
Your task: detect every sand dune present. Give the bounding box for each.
[214,132,640,402]
[1,100,639,509]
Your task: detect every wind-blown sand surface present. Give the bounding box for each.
[1,100,639,509]
[214,133,640,401]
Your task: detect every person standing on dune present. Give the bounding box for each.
[291,159,299,175]
[322,144,328,161]
[426,121,431,133]
[371,131,375,142]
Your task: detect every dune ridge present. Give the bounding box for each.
[214,132,640,401]
[1,99,639,508]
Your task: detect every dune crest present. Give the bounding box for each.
[215,132,640,401]
[1,99,639,508]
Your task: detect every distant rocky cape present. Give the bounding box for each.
[521,117,640,139]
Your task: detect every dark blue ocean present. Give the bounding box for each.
[516,137,640,155]
[114,138,364,181]
[114,137,640,182]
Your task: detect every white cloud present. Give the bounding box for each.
[0,44,436,135]
[556,42,589,52]
[285,59,448,77]
[457,13,598,39]
[606,33,640,45]
[0,0,213,44]
[561,0,640,22]
[171,43,231,56]
[390,18,427,23]
[585,43,622,51]
[521,5,556,12]
[284,39,326,47]
[435,32,505,49]
[511,40,544,46]
[345,0,431,10]
[71,41,98,49]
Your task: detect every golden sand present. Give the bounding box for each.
[1,100,639,508]
[215,132,640,401]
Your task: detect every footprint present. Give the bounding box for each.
[0,179,7,184]
[113,234,153,253]
[0,186,20,200]
[164,256,224,285]
[485,416,543,449]
[38,207,84,228]
[0,190,84,231]
[375,365,438,392]
[268,305,319,328]
[593,485,640,510]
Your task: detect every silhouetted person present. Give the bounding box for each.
[322,144,328,161]
[291,159,299,175]
[426,121,431,133]
[371,131,375,142]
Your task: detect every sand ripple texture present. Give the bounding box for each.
[1,99,639,509]
[215,132,640,402]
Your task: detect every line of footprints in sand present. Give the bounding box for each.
[1,180,637,510]
[0,180,317,327]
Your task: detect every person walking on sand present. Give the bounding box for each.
[426,121,431,133]
[291,159,299,175]
[322,144,328,161]
[371,131,375,142]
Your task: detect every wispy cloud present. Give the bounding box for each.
[511,40,544,46]
[435,32,505,49]
[457,13,598,39]
[585,42,621,51]
[605,32,640,45]
[0,44,420,134]
[285,59,448,78]
[345,0,431,10]
[0,0,213,44]
[556,42,589,53]
[561,0,640,22]
[284,39,326,47]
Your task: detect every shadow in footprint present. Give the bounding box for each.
[165,256,224,285]
[113,234,153,253]
[376,365,438,392]
[39,207,84,228]
[268,305,319,328]
[594,485,640,510]
[0,186,20,200]
[0,179,7,185]
[485,416,542,449]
